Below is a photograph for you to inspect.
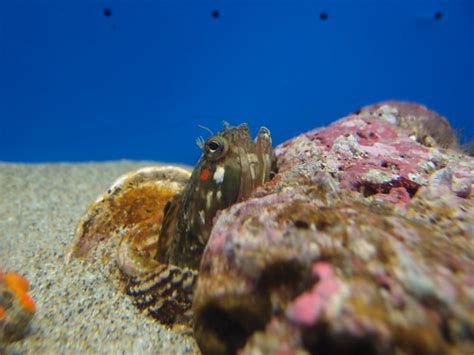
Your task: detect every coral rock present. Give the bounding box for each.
[0,268,36,344]
[193,101,474,354]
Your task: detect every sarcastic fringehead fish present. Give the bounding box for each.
[156,123,273,269]
[66,123,272,325]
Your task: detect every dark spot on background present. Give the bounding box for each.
[212,10,220,19]
[320,12,328,20]
[104,8,112,17]
[434,11,443,20]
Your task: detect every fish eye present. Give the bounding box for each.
[204,136,228,160]
[207,140,220,152]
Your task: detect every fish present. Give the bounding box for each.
[127,123,272,325]
[155,123,273,269]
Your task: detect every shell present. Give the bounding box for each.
[65,165,191,276]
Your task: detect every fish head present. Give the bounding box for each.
[195,123,272,205]
[190,122,272,226]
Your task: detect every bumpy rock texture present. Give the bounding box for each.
[0,267,36,345]
[192,101,474,354]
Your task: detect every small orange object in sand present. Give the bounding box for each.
[0,269,35,343]
[19,293,36,314]
[4,272,30,295]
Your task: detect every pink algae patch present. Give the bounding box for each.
[286,262,340,326]
[206,232,227,254]
[362,142,399,157]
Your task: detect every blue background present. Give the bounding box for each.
[1,1,473,164]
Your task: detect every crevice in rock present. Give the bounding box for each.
[302,321,384,355]
[194,260,314,354]
[194,294,270,355]
[355,177,420,199]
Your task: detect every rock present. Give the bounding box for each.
[0,268,36,345]
[192,101,474,354]
[357,100,460,150]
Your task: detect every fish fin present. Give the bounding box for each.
[125,264,197,326]
[197,124,214,135]
[196,136,205,149]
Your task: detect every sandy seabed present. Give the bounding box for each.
[0,161,199,354]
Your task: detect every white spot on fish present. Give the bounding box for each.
[213,166,225,184]
[199,210,205,224]
[206,191,213,209]
[216,190,222,200]
[247,154,259,164]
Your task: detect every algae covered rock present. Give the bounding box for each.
[192,101,474,354]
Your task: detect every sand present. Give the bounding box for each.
[0,161,199,354]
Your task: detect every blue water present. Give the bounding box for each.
[1,1,473,164]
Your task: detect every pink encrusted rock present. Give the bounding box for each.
[193,101,474,354]
[357,100,460,150]
[286,262,340,326]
